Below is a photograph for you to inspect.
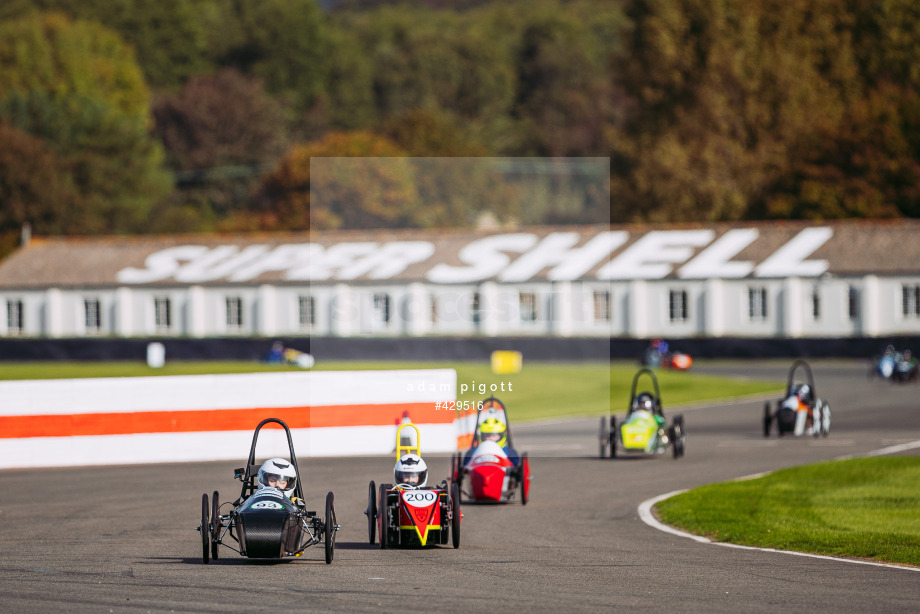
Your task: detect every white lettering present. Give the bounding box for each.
[307,243,377,281]
[599,230,714,279]
[339,241,435,280]
[754,228,832,278]
[679,229,759,279]
[175,246,269,283]
[230,244,313,281]
[498,232,628,282]
[426,234,537,283]
[116,245,209,284]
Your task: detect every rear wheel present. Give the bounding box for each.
[200,493,210,564]
[610,417,617,458]
[763,403,772,438]
[324,492,335,564]
[378,484,389,549]
[451,482,461,549]
[210,491,220,560]
[366,480,376,544]
[598,416,609,458]
[822,401,831,437]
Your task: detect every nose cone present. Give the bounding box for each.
[471,464,506,501]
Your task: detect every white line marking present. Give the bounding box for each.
[638,440,920,572]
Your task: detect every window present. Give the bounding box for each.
[373,292,391,324]
[593,290,611,322]
[298,296,315,327]
[430,296,438,323]
[748,287,768,321]
[226,297,243,329]
[84,298,101,333]
[848,285,859,319]
[519,292,537,322]
[902,284,920,318]
[811,287,821,320]
[154,297,171,332]
[668,289,688,323]
[471,292,481,324]
[6,299,23,335]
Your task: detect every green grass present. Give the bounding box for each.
[0,359,780,422]
[656,457,920,566]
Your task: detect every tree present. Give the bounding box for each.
[0,13,171,234]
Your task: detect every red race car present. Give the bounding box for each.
[450,397,531,504]
[365,422,460,548]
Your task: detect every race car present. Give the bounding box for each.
[869,346,918,383]
[449,396,531,504]
[197,417,339,564]
[641,338,693,370]
[365,422,461,549]
[599,368,685,459]
[763,359,831,437]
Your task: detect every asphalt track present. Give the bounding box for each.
[2,360,919,613]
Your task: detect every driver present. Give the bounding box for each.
[465,416,520,466]
[394,453,428,489]
[256,457,298,499]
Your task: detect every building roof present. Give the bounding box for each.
[0,220,917,288]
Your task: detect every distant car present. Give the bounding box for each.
[366,422,461,549]
[449,397,531,504]
[197,418,338,564]
[640,339,692,371]
[869,346,918,383]
[763,360,830,438]
[599,368,686,459]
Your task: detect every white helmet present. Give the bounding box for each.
[257,457,297,497]
[394,453,428,488]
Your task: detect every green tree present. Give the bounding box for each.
[0,12,171,233]
[0,0,210,89]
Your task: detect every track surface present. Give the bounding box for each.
[2,360,919,613]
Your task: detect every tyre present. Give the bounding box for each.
[669,425,680,459]
[367,480,377,544]
[520,453,530,505]
[763,403,772,438]
[378,484,389,549]
[610,416,617,458]
[200,493,210,564]
[598,416,609,458]
[822,401,831,437]
[451,482,461,549]
[324,492,335,564]
[211,490,220,560]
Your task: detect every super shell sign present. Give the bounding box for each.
[116,228,832,284]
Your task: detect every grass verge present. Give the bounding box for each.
[656,456,920,566]
[0,360,780,422]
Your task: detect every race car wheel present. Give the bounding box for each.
[367,480,377,544]
[822,402,831,437]
[324,492,335,564]
[610,417,617,458]
[200,493,210,564]
[520,453,530,505]
[763,403,772,438]
[211,490,220,560]
[451,481,461,549]
[378,484,389,549]
[598,416,609,458]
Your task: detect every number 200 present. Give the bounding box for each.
[405,492,436,502]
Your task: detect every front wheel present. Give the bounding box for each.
[821,401,831,437]
[324,492,336,564]
[451,482,461,549]
[200,493,210,564]
[520,453,530,505]
[210,490,220,560]
[378,484,389,549]
[763,403,772,438]
[366,480,377,544]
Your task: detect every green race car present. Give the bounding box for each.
[599,368,686,459]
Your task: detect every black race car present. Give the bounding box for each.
[197,418,339,564]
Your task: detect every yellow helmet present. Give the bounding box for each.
[480,417,507,446]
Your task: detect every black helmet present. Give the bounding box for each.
[636,392,655,412]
